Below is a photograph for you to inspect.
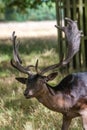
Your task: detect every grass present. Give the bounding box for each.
[0,36,83,130]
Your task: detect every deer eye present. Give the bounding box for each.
[38,78,46,84]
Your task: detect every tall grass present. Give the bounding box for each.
[0,36,83,130]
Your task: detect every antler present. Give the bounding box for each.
[11,31,35,75]
[55,17,83,65]
[40,17,83,74]
[11,18,83,76]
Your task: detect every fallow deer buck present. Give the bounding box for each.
[11,18,87,130]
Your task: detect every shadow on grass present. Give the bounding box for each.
[0,36,58,56]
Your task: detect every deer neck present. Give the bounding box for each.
[36,84,66,112]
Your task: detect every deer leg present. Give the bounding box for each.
[81,115,87,130]
[79,109,87,130]
[61,115,72,130]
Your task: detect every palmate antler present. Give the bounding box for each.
[55,17,83,65]
[40,17,83,74]
[11,18,83,75]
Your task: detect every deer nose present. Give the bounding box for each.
[24,90,28,96]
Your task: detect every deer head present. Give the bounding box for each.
[11,32,59,98]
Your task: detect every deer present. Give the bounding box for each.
[10,18,87,130]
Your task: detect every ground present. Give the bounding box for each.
[0,21,57,38]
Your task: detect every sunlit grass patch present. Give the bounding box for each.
[0,55,9,62]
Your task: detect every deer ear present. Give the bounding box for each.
[15,77,27,84]
[46,72,58,82]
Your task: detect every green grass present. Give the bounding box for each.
[0,36,83,130]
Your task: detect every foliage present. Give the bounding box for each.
[27,3,56,21]
[0,0,56,21]
[0,0,5,20]
[5,3,56,21]
[6,0,55,11]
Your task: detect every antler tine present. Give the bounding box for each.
[55,25,64,31]
[12,31,22,64]
[11,59,31,75]
[35,59,39,73]
[65,17,73,23]
[11,31,33,75]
